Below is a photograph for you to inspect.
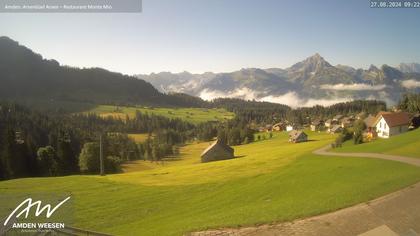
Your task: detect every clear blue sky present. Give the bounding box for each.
[1,0,420,75]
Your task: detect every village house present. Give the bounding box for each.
[201,139,234,163]
[288,130,308,143]
[328,125,343,134]
[272,122,285,131]
[310,119,324,131]
[364,114,377,139]
[340,117,354,128]
[374,112,411,138]
[286,125,294,132]
[258,125,273,132]
[324,119,333,128]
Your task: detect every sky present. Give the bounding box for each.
[1,0,420,75]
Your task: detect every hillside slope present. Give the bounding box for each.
[1,132,420,235]
[0,36,205,109]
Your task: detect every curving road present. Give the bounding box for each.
[313,145,420,167]
[190,146,420,236]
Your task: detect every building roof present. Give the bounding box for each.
[289,130,307,140]
[325,119,332,124]
[330,125,342,132]
[364,115,376,127]
[201,139,233,157]
[374,112,411,128]
[311,119,323,126]
[333,115,344,120]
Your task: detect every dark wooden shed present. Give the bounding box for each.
[201,140,234,163]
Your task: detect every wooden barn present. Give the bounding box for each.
[201,139,234,163]
[288,130,308,143]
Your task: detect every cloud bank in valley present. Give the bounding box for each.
[320,83,386,91]
[199,88,352,108]
[401,79,420,89]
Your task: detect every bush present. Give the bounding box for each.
[105,156,122,173]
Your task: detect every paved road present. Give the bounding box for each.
[313,145,420,167]
[190,147,420,236]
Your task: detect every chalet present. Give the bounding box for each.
[374,112,410,138]
[324,119,333,128]
[272,122,285,131]
[310,119,324,131]
[286,125,294,132]
[201,139,234,163]
[258,125,273,132]
[364,115,376,128]
[364,114,377,139]
[328,125,343,134]
[341,117,354,128]
[288,130,308,143]
[333,114,344,122]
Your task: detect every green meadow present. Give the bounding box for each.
[1,131,420,235]
[84,105,235,124]
[334,128,420,158]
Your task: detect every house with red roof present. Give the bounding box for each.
[374,112,411,138]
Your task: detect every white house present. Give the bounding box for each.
[286,125,294,132]
[374,112,410,138]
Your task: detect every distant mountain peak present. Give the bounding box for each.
[368,64,380,72]
[287,53,332,74]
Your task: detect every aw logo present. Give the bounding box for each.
[1,195,72,234]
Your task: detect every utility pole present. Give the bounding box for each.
[99,134,105,176]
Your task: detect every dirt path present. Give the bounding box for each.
[189,147,420,236]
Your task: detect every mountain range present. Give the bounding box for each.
[138,54,420,107]
[1,36,419,109]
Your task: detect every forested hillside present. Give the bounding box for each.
[0,36,205,110]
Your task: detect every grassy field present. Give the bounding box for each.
[84,105,234,124]
[1,131,420,235]
[333,128,420,158]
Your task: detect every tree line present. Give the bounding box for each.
[0,102,195,179]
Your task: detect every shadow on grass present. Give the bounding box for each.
[234,155,247,159]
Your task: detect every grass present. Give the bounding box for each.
[1,131,420,235]
[333,128,420,158]
[84,105,235,124]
